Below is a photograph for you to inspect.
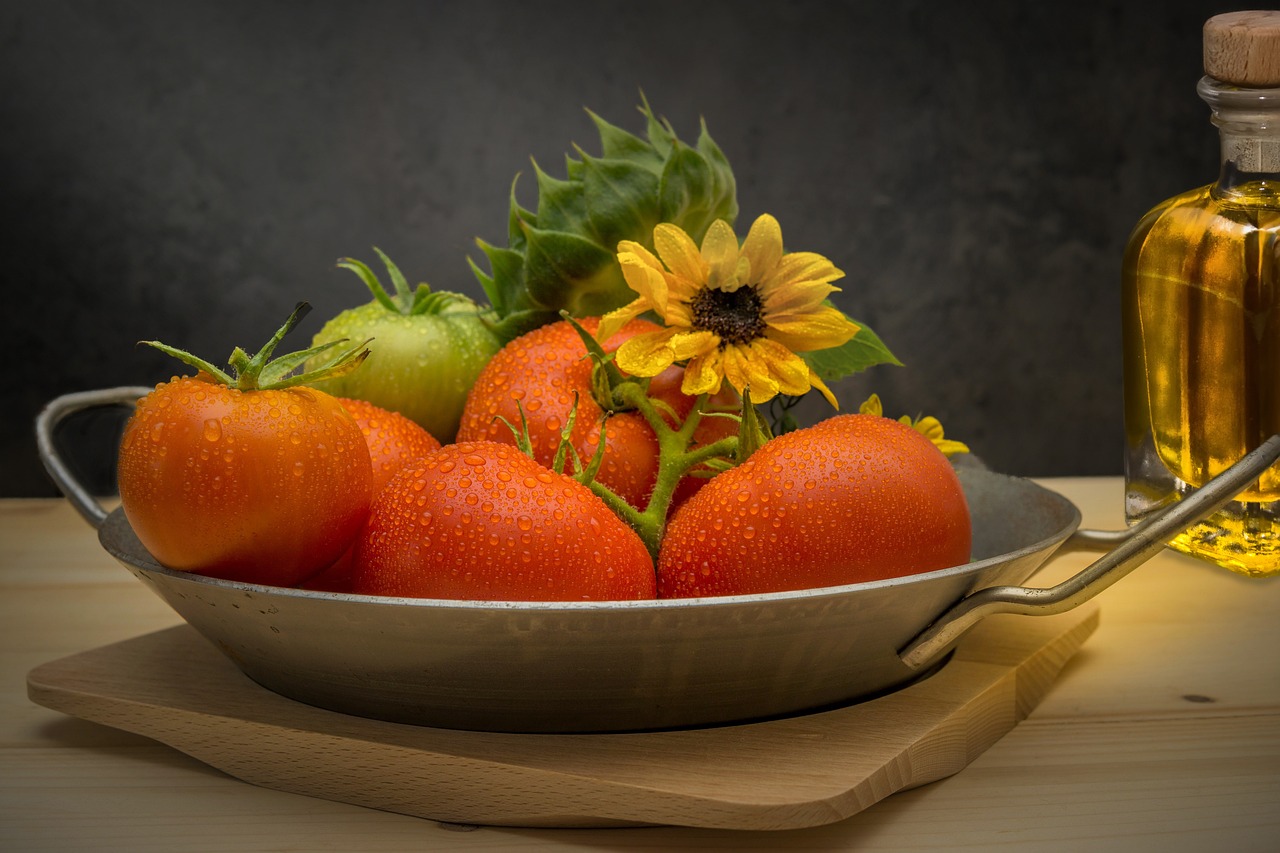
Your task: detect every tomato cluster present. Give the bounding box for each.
[117,311,971,601]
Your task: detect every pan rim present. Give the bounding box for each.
[101,468,1082,614]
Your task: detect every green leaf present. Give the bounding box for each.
[337,257,399,313]
[801,319,903,382]
[506,175,536,250]
[587,108,664,171]
[696,119,739,226]
[580,151,661,252]
[533,159,595,241]
[372,247,414,307]
[490,307,560,344]
[639,94,676,158]
[469,239,525,318]
[660,142,728,242]
[520,221,628,314]
[734,394,773,463]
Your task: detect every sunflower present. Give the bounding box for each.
[596,214,860,406]
[858,393,971,457]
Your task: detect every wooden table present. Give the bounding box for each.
[2,479,1278,852]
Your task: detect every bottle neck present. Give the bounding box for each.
[1200,76,1280,200]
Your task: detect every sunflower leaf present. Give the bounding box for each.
[581,152,662,253]
[801,319,903,381]
[520,221,631,316]
[533,159,594,241]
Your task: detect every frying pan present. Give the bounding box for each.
[37,387,1280,733]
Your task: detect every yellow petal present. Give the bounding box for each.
[807,369,839,409]
[760,276,838,317]
[617,251,668,314]
[682,348,725,397]
[748,338,812,396]
[723,343,780,403]
[760,251,844,292]
[617,239,662,269]
[859,393,884,416]
[664,298,693,327]
[912,416,945,442]
[765,306,860,351]
[596,297,650,343]
[668,329,719,361]
[614,329,679,377]
[653,223,708,286]
[933,438,971,457]
[741,214,783,284]
[700,219,742,291]
[911,416,970,457]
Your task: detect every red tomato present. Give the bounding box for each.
[657,414,972,597]
[351,441,656,601]
[456,317,734,510]
[117,376,373,586]
[300,398,442,592]
[339,397,443,493]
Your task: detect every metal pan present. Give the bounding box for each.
[37,387,1280,733]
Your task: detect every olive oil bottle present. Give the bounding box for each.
[1122,11,1280,576]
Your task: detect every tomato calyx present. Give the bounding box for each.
[142,302,371,392]
[341,248,480,318]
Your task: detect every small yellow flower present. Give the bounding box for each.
[859,393,970,457]
[597,214,859,407]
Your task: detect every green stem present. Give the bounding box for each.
[606,383,739,561]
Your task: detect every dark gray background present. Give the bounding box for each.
[3,0,1237,496]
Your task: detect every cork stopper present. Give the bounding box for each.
[1205,11,1280,87]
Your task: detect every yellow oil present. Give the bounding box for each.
[1122,182,1280,576]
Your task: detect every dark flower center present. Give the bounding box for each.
[690,285,766,345]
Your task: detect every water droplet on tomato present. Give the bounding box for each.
[202,419,221,442]
[517,515,533,531]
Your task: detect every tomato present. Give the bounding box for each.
[351,441,656,601]
[308,250,502,443]
[657,414,972,597]
[300,398,443,592]
[456,317,733,510]
[117,376,373,586]
[338,397,443,493]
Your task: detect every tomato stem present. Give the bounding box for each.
[141,302,371,392]
[340,248,477,317]
[589,383,740,561]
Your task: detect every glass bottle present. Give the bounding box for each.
[1122,11,1280,577]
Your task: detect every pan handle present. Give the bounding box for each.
[899,434,1280,670]
[35,386,152,530]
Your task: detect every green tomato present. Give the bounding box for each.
[307,250,502,443]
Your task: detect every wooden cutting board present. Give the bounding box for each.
[27,604,1097,831]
